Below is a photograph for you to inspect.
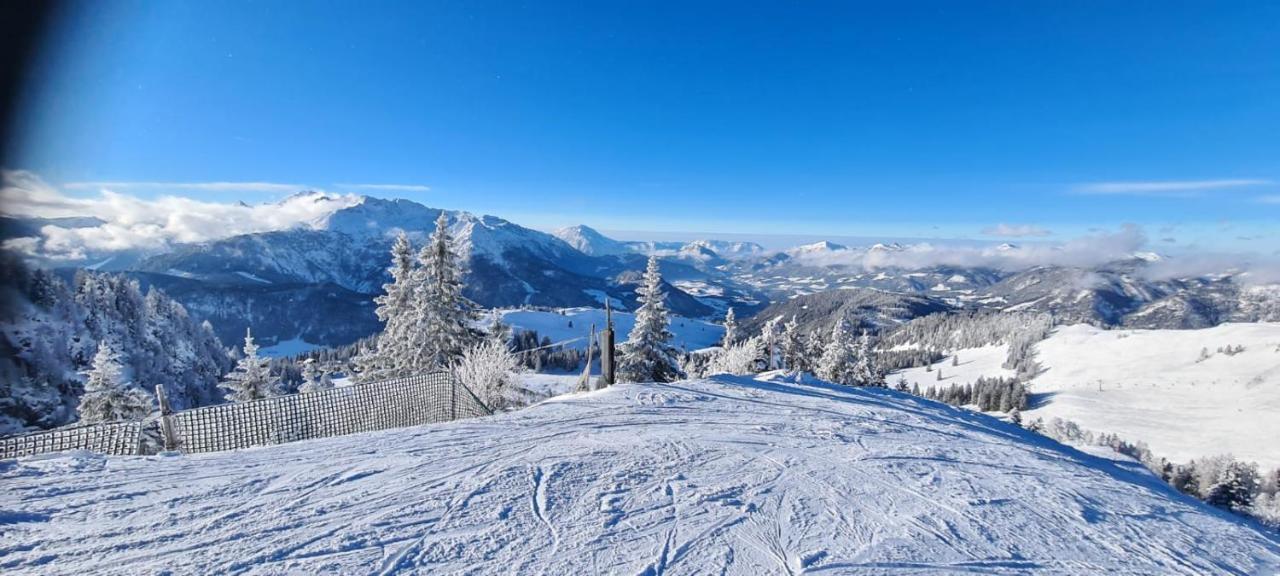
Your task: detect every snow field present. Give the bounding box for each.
[2,374,1277,574]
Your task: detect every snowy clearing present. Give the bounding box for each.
[2,374,1277,574]
[1028,323,1280,468]
[890,344,1015,391]
[890,323,1280,468]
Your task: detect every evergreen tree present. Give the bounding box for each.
[760,315,783,371]
[298,358,332,394]
[722,307,739,348]
[617,256,683,383]
[77,342,155,423]
[851,331,882,386]
[219,328,282,402]
[1205,460,1260,511]
[487,310,512,347]
[412,212,479,369]
[817,317,858,385]
[780,316,808,372]
[356,232,419,381]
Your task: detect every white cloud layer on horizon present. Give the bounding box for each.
[1,170,360,259]
[790,225,1147,271]
[1075,179,1271,196]
[980,223,1052,237]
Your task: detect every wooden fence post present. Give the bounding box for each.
[155,385,178,452]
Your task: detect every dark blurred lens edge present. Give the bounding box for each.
[1,1,60,321]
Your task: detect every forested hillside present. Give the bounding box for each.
[0,256,231,433]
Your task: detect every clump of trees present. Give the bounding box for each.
[356,215,483,381]
[884,310,1053,378]
[1,259,231,433]
[352,214,523,408]
[922,376,1026,412]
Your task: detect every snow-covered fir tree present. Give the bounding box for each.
[356,232,419,381]
[780,316,808,372]
[76,341,155,424]
[817,318,858,385]
[617,256,683,383]
[851,331,883,386]
[413,211,479,370]
[298,358,333,394]
[219,328,282,402]
[721,307,739,348]
[760,315,783,371]
[487,310,511,347]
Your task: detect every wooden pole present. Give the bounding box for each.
[155,385,178,452]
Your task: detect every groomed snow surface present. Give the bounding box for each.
[3,374,1278,574]
[892,323,1280,468]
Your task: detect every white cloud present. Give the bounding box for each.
[980,223,1051,237]
[63,180,306,193]
[791,225,1149,272]
[1075,179,1271,197]
[1256,195,1280,204]
[335,183,431,193]
[1,170,361,259]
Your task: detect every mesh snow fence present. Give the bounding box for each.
[0,372,492,459]
[0,421,143,459]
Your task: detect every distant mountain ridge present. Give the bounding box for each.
[5,193,1279,350]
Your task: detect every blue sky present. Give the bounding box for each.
[9,1,1280,252]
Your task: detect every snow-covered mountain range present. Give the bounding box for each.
[5,193,1278,349]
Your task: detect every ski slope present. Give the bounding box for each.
[888,323,1280,468]
[1028,323,1280,468]
[3,374,1277,574]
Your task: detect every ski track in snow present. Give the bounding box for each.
[2,375,1279,575]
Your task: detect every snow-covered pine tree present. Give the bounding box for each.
[722,307,738,348]
[617,256,684,383]
[299,358,333,394]
[781,316,807,372]
[816,317,858,385]
[412,212,479,370]
[356,232,420,382]
[851,330,883,386]
[219,328,282,402]
[77,341,155,424]
[760,315,784,371]
[487,310,512,347]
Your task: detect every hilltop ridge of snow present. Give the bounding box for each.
[2,374,1276,574]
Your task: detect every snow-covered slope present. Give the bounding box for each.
[498,307,724,351]
[1027,323,1280,468]
[892,344,1016,390]
[3,375,1278,574]
[890,323,1280,468]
